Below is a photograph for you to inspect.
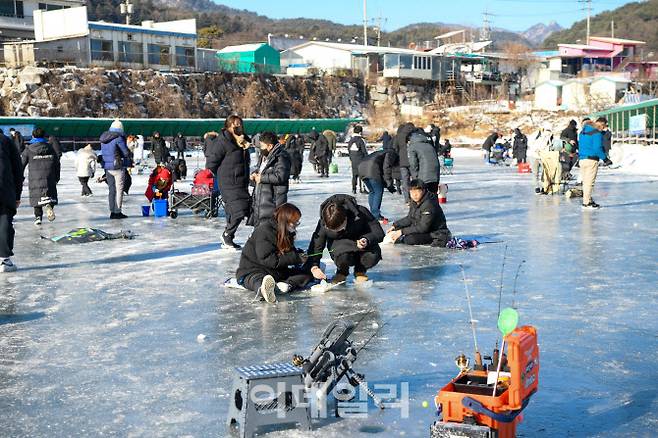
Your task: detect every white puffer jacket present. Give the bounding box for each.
[75,146,97,178]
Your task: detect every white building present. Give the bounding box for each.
[590,76,631,107]
[3,6,197,71]
[534,80,564,110]
[281,41,420,76]
[0,0,83,41]
[562,78,593,111]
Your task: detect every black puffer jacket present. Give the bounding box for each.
[430,126,441,150]
[11,132,24,155]
[380,132,393,150]
[287,137,303,176]
[21,139,60,207]
[174,136,187,153]
[250,145,291,226]
[236,218,303,281]
[347,135,368,172]
[393,191,451,243]
[512,129,528,159]
[483,133,499,151]
[408,132,440,184]
[560,121,579,152]
[0,134,23,213]
[358,150,397,186]
[307,195,384,266]
[205,130,251,217]
[313,133,330,160]
[394,123,415,168]
[152,137,169,163]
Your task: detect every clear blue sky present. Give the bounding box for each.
[214,0,635,32]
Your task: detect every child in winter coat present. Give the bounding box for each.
[21,128,60,225]
[75,144,97,196]
[386,179,451,246]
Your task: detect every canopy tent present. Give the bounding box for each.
[0,117,362,138]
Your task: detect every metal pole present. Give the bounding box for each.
[363,0,368,47]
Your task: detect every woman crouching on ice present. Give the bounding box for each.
[236,203,312,303]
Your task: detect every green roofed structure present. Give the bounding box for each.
[217,43,281,74]
[592,98,658,144]
[0,117,362,139]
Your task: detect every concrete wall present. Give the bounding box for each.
[562,81,589,111]
[4,37,89,68]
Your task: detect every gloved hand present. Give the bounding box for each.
[297,249,308,265]
[387,185,396,193]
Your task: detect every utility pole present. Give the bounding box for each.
[611,20,615,38]
[363,0,368,46]
[371,15,387,47]
[578,0,592,44]
[480,11,493,42]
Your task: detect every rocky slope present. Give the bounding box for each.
[0,67,364,119]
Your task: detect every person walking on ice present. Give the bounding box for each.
[22,128,60,226]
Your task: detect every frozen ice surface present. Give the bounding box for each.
[0,150,656,437]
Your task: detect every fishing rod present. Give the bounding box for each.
[460,264,482,368]
[306,249,335,258]
[511,260,526,310]
[493,244,509,365]
[356,314,398,355]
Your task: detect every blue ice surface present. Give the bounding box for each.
[0,152,656,437]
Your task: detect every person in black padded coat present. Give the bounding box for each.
[236,203,311,303]
[205,115,251,249]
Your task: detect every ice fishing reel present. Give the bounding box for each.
[291,317,384,410]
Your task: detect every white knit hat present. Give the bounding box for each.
[110,119,124,131]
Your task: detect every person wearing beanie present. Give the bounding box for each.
[99,119,131,219]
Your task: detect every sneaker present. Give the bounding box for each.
[110,212,128,220]
[259,275,277,303]
[535,187,541,194]
[220,233,242,250]
[276,282,291,294]
[582,202,600,209]
[44,204,55,222]
[354,272,369,284]
[0,258,17,273]
[34,217,42,226]
[331,273,348,285]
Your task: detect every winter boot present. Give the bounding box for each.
[0,258,17,273]
[44,204,55,222]
[331,272,348,285]
[259,275,277,303]
[221,233,242,250]
[354,272,369,284]
[34,217,42,226]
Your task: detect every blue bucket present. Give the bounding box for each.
[152,199,168,217]
[141,205,150,217]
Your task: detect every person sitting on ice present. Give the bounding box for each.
[235,203,312,303]
[386,179,452,247]
[306,194,384,285]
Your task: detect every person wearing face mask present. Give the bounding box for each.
[248,131,291,227]
[236,203,312,303]
[205,115,252,249]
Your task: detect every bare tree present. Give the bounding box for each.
[501,43,536,99]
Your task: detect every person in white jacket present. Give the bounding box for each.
[75,144,97,196]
